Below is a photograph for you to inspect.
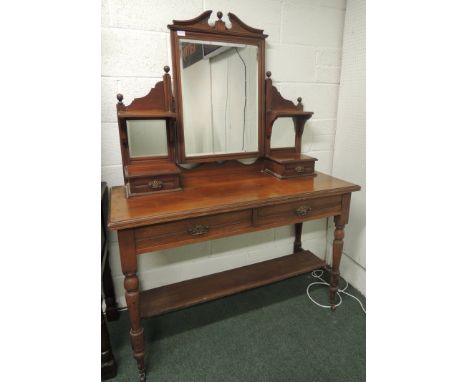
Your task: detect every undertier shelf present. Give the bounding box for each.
[140,250,325,318]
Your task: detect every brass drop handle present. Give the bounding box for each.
[295,166,305,173]
[295,206,311,216]
[148,179,163,190]
[188,224,209,236]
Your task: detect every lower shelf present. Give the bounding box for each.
[140,250,325,318]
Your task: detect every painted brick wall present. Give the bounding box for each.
[101,0,347,307]
[328,0,365,295]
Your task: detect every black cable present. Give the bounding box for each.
[235,47,247,151]
[224,58,229,151]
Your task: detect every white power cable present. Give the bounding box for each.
[306,269,366,314]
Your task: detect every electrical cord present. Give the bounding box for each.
[306,268,366,314]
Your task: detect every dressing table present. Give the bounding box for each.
[108,11,360,381]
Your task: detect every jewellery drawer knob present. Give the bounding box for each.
[295,206,311,216]
[295,166,305,173]
[148,179,163,190]
[188,224,209,236]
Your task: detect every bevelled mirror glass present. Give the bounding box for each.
[271,118,295,148]
[179,39,258,157]
[127,120,168,158]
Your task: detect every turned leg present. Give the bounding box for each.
[125,273,146,381]
[119,230,146,382]
[101,309,117,380]
[294,222,303,253]
[329,193,351,311]
[329,216,345,310]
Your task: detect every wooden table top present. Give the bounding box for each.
[108,167,360,230]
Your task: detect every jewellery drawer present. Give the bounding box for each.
[256,196,342,226]
[283,162,316,177]
[263,155,317,179]
[127,174,181,195]
[134,210,252,253]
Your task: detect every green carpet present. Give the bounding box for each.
[107,272,365,382]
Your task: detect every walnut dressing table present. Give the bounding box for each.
[107,11,360,381]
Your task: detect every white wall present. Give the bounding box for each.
[180,57,213,154]
[102,0,348,307]
[328,0,366,295]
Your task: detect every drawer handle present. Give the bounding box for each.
[188,224,209,236]
[148,180,163,190]
[295,166,305,173]
[295,206,311,216]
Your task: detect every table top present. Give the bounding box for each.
[108,165,360,230]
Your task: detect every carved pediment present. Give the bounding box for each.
[168,10,268,39]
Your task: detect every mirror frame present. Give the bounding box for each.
[168,10,267,163]
[125,119,171,160]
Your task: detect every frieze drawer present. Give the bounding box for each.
[256,196,343,226]
[134,210,252,253]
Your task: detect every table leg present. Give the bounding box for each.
[119,230,146,382]
[329,193,351,310]
[101,309,117,380]
[294,222,303,253]
[329,216,346,310]
[103,247,119,321]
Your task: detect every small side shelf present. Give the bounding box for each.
[117,110,177,119]
[269,110,313,119]
[140,250,325,318]
[125,162,181,178]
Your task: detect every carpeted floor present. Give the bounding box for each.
[107,272,365,382]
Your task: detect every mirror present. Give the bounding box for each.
[179,39,259,157]
[271,118,295,148]
[127,120,168,158]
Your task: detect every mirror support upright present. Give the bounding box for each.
[115,10,318,198]
[115,66,182,197]
[263,71,318,179]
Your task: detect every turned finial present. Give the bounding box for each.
[266,71,271,78]
[297,97,302,104]
[217,11,223,19]
[163,65,170,73]
[117,93,123,103]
